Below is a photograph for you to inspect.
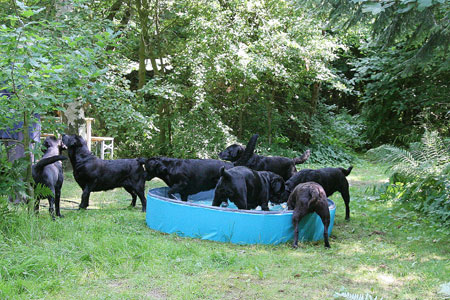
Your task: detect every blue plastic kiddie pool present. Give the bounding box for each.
[146,187,336,245]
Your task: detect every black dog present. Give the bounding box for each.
[288,182,330,248]
[62,134,147,211]
[137,133,256,202]
[212,166,285,210]
[218,134,310,180]
[32,136,67,219]
[280,166,353,220]
[138,157,232,201]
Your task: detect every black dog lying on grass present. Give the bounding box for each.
[32,136,67,219]
[62,134,147,211]
[218,134,310,180]
[280,166,353,220]
[287,182,330,248]
[212,166,285,210]
[137,133,257,202]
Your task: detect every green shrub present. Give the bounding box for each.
[368,131,450,224]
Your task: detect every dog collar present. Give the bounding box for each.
[142,164,146,171]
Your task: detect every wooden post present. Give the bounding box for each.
[85,118,94,151]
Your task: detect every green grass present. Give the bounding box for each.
[0,159,449,299]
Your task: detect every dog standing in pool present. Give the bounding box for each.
[288,182,331,248]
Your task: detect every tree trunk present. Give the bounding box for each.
[62,101,86,137]
[267,93,273,146]
[22,112,34,212]
[238,96,245,140]
[137,34,147,89]
[311,82,321,116]
[56,0,86,136]
[107,0,123,20]
[136,0,150,90]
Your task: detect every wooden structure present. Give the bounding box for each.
[85,118,114,159]
[41,117,114,159]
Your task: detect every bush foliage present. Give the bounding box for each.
[369,131,450,224]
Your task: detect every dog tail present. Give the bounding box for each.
[309,187,320,208]
[293,149,311,164]
[233,134,258,167]
[33,155,67,172]
[339,166,353,176]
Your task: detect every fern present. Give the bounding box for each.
[368,131,450,223]
[368,130,450,180]
[334,291,383,300]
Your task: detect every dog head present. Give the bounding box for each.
[269,174,286,203]
[218,144,245,162]
[62,134,87,149]
[215,166,249,209]
[137,157,168,181]
[42,136,67,154]
[279,189,291,204]
[42,136,59,150]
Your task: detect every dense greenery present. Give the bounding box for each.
[369,131,450,224]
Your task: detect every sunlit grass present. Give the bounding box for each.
[0,158,448,299]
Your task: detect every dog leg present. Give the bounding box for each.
[48,197,56,220]
[130,193,137,207]
[124,186,137,207]
[292,210,307,248]
[168,183,188,201]
[80,187,91,209]
[136,190,147,212]
[341,184,350,220]
[317,206,331,248]
[55,188,63,218]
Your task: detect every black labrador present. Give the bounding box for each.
[212,166,285,210]
[218,134,310,180]
[62,134,147,211]
[279,166,353,220]
[137,132,257,202]
[288,182,330,248]
[32,136,67,219]
[138,157,232,201]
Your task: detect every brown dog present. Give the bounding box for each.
[287,182,331,248]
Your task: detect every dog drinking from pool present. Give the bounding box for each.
[287,182,331,248]
[212,166,285,210]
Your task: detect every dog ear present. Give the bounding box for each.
[137,158,146,165]
[43,139,51,149]
[234,146,244,158]
[271,177,285,194]
[220,167,232,180]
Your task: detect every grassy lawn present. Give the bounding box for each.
[0,158,448,299]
